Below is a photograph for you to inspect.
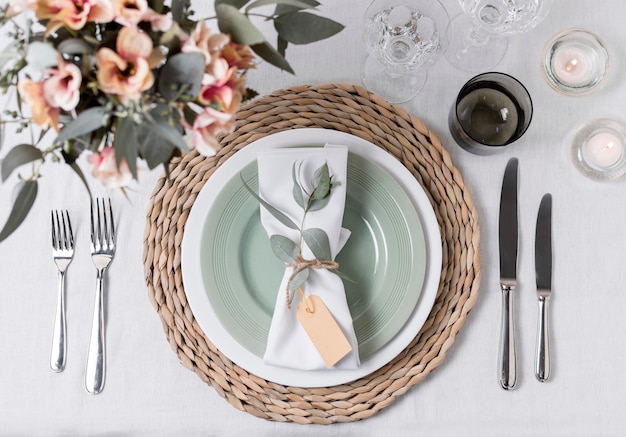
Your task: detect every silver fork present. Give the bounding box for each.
[51,210,74,372]
[85,198,116,394]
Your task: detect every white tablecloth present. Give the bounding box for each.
[1,1,625,435]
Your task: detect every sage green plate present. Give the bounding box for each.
[200,152,426,359]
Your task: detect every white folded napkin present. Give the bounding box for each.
[257,144,360,370]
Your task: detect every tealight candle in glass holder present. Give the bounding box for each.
[571,118,626,181]
[542,28,609,96]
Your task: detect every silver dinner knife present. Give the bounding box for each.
[534,193,553,382]
[498,158,519,390]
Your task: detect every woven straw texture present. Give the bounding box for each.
[143,83,481,424]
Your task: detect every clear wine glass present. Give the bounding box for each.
[361,0,449,104]
[446,0,552,72]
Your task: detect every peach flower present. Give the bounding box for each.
[186,107,235,157]
[36,0,114,35]
[95,26,154,101]
[17,58,82,132]
[87,146,133,189]
[221,42,255,71]
[17,80,60,131]
[181,21,230,64]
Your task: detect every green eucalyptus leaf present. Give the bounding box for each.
[216,4,266,45]
[302,227,331,260]
[158,52,204,100]
[275,0,318,14]
[311,161,330,200]
[171,0,189,22]
[270,234,299,263]
[1,144,43,182]
[240,174,299,230]
[114,116,138,179]
[67,160,92,198]
[289,267,309,292]
[54,106,109,145]
[26,41,58,72]
[0,179,37,242]
[307,196,329,212]
[331,268,357,283]
[275,12,344,44]
[57,38,94,56]
[277,35,288,57]
[247,0,314,12]
[250,41,294,73]
[145,111,189,153]
[291,161,304,208]
[137,123,178,170]
[215,0,249,8]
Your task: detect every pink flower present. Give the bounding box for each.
[186,108,235,157]
[95,26,154,102]
[16,58,82,132]
[36,0,114,35]
[43,58,82,111]
[87,146,133,189]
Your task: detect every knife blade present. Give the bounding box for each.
[498,158,519,390]
[534,193,552,382]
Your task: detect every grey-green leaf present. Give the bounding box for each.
[270,234,299,263]
[1,144,43,182]
[274,12,344,45]
[251,41,294,74]
[307,196,330,212]
[302,227,331,260]
[216,4,266,45]
[291,161,304,208]
[240,174,299,230]
[114,116,138,179]
[311,161,330,200]
[247,0,314,12]
[289,267,309,292]
[145,112,188,153]
[158,52,204,100]
[54,107,108,145]
[26,41,58,72]
[275,0,319,14]
[0,179,37,242]
[215,0,249,8]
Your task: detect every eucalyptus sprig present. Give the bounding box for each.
[242,160,352,307]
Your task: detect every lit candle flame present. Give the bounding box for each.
[565,58,578,72]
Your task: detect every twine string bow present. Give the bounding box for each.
[286,255,338,309]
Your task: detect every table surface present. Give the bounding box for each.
[1,1,624,435]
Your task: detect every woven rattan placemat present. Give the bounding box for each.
[142,83,481,424]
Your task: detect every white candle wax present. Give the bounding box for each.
[584,132,624,168]
[553,45,592,86]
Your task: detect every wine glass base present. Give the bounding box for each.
[445,14,508,73]
[361,55,427,104]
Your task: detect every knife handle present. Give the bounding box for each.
[498,284,517,390]
[535,295,551,382]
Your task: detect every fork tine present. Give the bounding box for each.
[60,210,68,251]
[107,198,115,247]
[90,199,96,247]
[65,210,74,249]
[51,210,58,250]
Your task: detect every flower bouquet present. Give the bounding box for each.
[0,0,343,241]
